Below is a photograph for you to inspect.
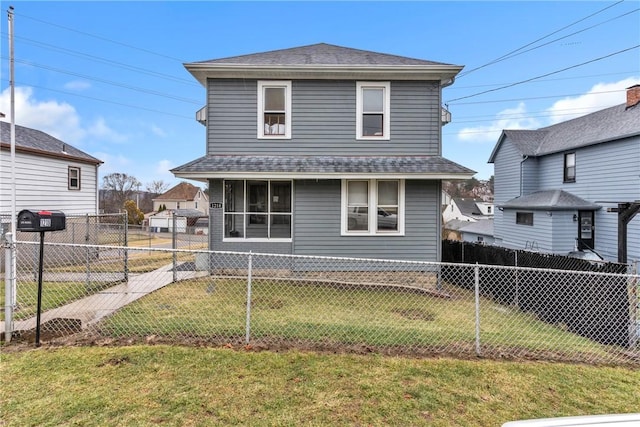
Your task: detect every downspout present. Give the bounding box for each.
[519,155,529,197]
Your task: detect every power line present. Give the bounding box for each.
[448,71,639,90]
[14,81,195,121]
[5,33,199,87]
[446,45,640,104]
[457,0,627,79]
[4,57,202,105]
[13,11,186,63]
[447,89,631,106]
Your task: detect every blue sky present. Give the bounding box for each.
[1,1,638,189]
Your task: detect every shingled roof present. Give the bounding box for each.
[0,121,102,165]
[184,43,464,84]
[171,155,475,180]
[499,190,601,211]
[489,102,640,162]
[154,182,201,201]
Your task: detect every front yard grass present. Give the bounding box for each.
[1,345,638,427]
[98,278,617,359]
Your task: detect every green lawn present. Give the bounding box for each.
[1,345,638,426]
[97,278,620,362]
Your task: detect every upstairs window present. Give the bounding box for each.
[564,152,576,182]
[68,167,80,190]
[258,81,291,139]
[356,82,390,140]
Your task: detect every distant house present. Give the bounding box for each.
[152,182,209,215]
[172,43,474,261]
[459,219,495,245]
[488,85,640,263]
[0,121,102,222]
[443,197,494,223]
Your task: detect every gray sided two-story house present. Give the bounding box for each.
[488,85,640,263]
[172,43,475,261]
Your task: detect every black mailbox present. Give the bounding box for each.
[17,210,66,232]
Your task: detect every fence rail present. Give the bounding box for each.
[2,241,639,365]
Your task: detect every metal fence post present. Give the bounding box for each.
[245,252,253,345]
[85,214,91,290]
[474,263,481,356]
[3,232,16,342]
[172,213,177,283]
[514,251,519,308]
[124,211,129,282]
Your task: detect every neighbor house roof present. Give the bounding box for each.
[488,102,640,162]
[0,121,102,165]
[184,43,464,84]
[171,155,476,180]
[154,182,201,201]
[453,198,484,217]
[499,190,601,211]
[460,219,494,236]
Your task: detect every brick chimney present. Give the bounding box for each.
[627,84,640,109]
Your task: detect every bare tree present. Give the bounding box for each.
[146,180,169,195]
[102,173,142,211]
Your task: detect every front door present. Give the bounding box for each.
[577,210,595,250]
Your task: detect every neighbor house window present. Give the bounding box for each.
[68,167,80,190]
[258,81,291,139]
[516,212,534,226]
[356,82,390,140]
[223,180,292,240]
[342,179,404,235]
[564,152,576,182]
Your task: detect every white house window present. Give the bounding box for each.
[224,180,292,240]
[258,81,291,139]
[356,82,390,140]
[342,179,404,235]
[68,167,80,190]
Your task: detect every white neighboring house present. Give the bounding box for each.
[442,197,494,223]
[0,121,102,224]
[148,182,209,233]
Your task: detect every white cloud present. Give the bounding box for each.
[87,117,129,143]
[545,77,640,124]
[0,86,86,144]
[457,102,541,143]
[63,80,91,91]
[156,160,174,175]
[150,124,168,138]
[93,151,132,177]
[0,86,129,145]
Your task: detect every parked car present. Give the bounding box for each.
[348,207,397,231]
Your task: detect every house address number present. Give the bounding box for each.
[210,202,223,209]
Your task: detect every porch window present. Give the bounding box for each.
[356,82,390,140]
[258,81,291,139]
[516,212,533,226]
[342,179,404,235]
[223,180,292,240]
[68,167,80,190]
[564,152,576,182]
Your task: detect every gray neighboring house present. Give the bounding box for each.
[488,85,640,263]
[459,219,495,245]
[172,43,475,261]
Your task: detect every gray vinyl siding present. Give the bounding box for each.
[536,137,640,262]
[521,157,538,195]
[499,211,552,252]
[206,79,441,156]
[492,139,523,245]
[294,179,441,261]
[550,211,579,253]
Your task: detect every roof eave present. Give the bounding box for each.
[173,171,476,180]
[184,63,464,86]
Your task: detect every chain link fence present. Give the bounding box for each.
[2,241,638,365]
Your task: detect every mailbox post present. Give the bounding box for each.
[16,210,66,346]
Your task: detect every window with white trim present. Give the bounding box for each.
[224,180,292,240]
[342,179,404,235]
[356,82,390,140]
[68,166,80,190]
[257,81,291,139]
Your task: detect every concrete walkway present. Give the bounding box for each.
[3,263,209,333]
